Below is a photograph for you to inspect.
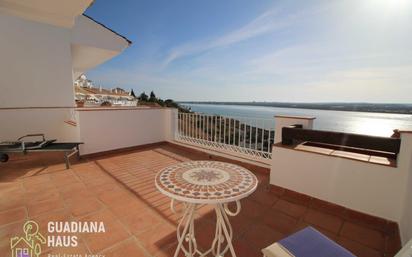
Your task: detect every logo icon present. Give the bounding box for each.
[10,220,46,257]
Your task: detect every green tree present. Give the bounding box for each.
[138,92,148,101]
[149,91,157,102]
[130,89,136,98]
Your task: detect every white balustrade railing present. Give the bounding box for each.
[176,112,275,160]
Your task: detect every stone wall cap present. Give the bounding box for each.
[274,115,316,120]
[394,129,412,134]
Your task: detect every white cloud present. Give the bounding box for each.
[162,7,312,67]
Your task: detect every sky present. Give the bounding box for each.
[85,0,412,103]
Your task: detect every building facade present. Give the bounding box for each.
[74,75,137,107]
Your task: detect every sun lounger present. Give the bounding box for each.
[0,134,83,169]
[262,227,355,257]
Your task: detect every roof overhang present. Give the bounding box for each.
[71,15,131,78]
[0,0,132,79]
[0,0,93,28]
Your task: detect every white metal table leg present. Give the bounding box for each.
[171,200,242,257]
[216,204,237,257]
[174,203,197,257]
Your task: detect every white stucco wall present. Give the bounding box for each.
[270,146,407,222]
[0,14,75,108]
[270,116,412,245]
[274,115,315,143]
[0,13,79,142]
[77,108,176,155]
[0,108,80,142]
[399,133,412,244]
[0,12,131,143]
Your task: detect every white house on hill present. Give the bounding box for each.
[74,75,137,107]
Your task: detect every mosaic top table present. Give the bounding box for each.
[155,161,258,257]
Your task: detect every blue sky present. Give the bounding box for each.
[85,0,412,103]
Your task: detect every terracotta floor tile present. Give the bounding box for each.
[27,188,61,203]
[154,242,186,257]
[262,208,299,234]
[310,197,346,217]
[21,174,52,187]
[273,199,307,218]
[232,238,263,257]
[24,182,57,195]
[87,182,121,195]
[194,204,215,221]
[249,187,279,206]
[238,199,270,219]
[338,237,383,257]
[304,209,343,234]
[65,196,104,218]
[97,188,137,206]
[0,207,27,226]
[135,222,177,256]
[108,199,148,220]
[243,223,284,250]
[0,221,26,254]
[79,210,130,253]
[282,189,312,206]
[45,238,90,255]
[269,184,286,196]
[33,209,72,234]
[0,144,398,256]
[195,219,217,250]
[153,202,184,224]
[340,222,385,251]
[227,213,254,238]
[121,209,163,235]
[59,183,93,199]
[0,191,26,211]
[50,171,80,187]
[100,238,147,257]
[27,198,65,217]
[345,209,388,232]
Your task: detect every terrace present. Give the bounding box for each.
[2,1,412,256]
[0,142,402,257]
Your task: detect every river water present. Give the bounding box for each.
[182,103,412,137]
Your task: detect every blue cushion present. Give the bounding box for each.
[278,227,356,257]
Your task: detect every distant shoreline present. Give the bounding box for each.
[179,102,412,115]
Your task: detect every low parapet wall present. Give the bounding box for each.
[77,107,177,155]
[270,115,412,244]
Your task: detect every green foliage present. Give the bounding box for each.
[101,101,112,107]
[138,92,148,101]
[130,89,136,98]
[137,91,190,112]
[149,91,157,102]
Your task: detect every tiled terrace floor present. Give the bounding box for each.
[0,143,401,257]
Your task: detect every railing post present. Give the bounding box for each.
[274,115,316,144]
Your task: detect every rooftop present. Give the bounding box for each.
[0,143,401,257]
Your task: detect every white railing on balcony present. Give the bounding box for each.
[175,112,275,160]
